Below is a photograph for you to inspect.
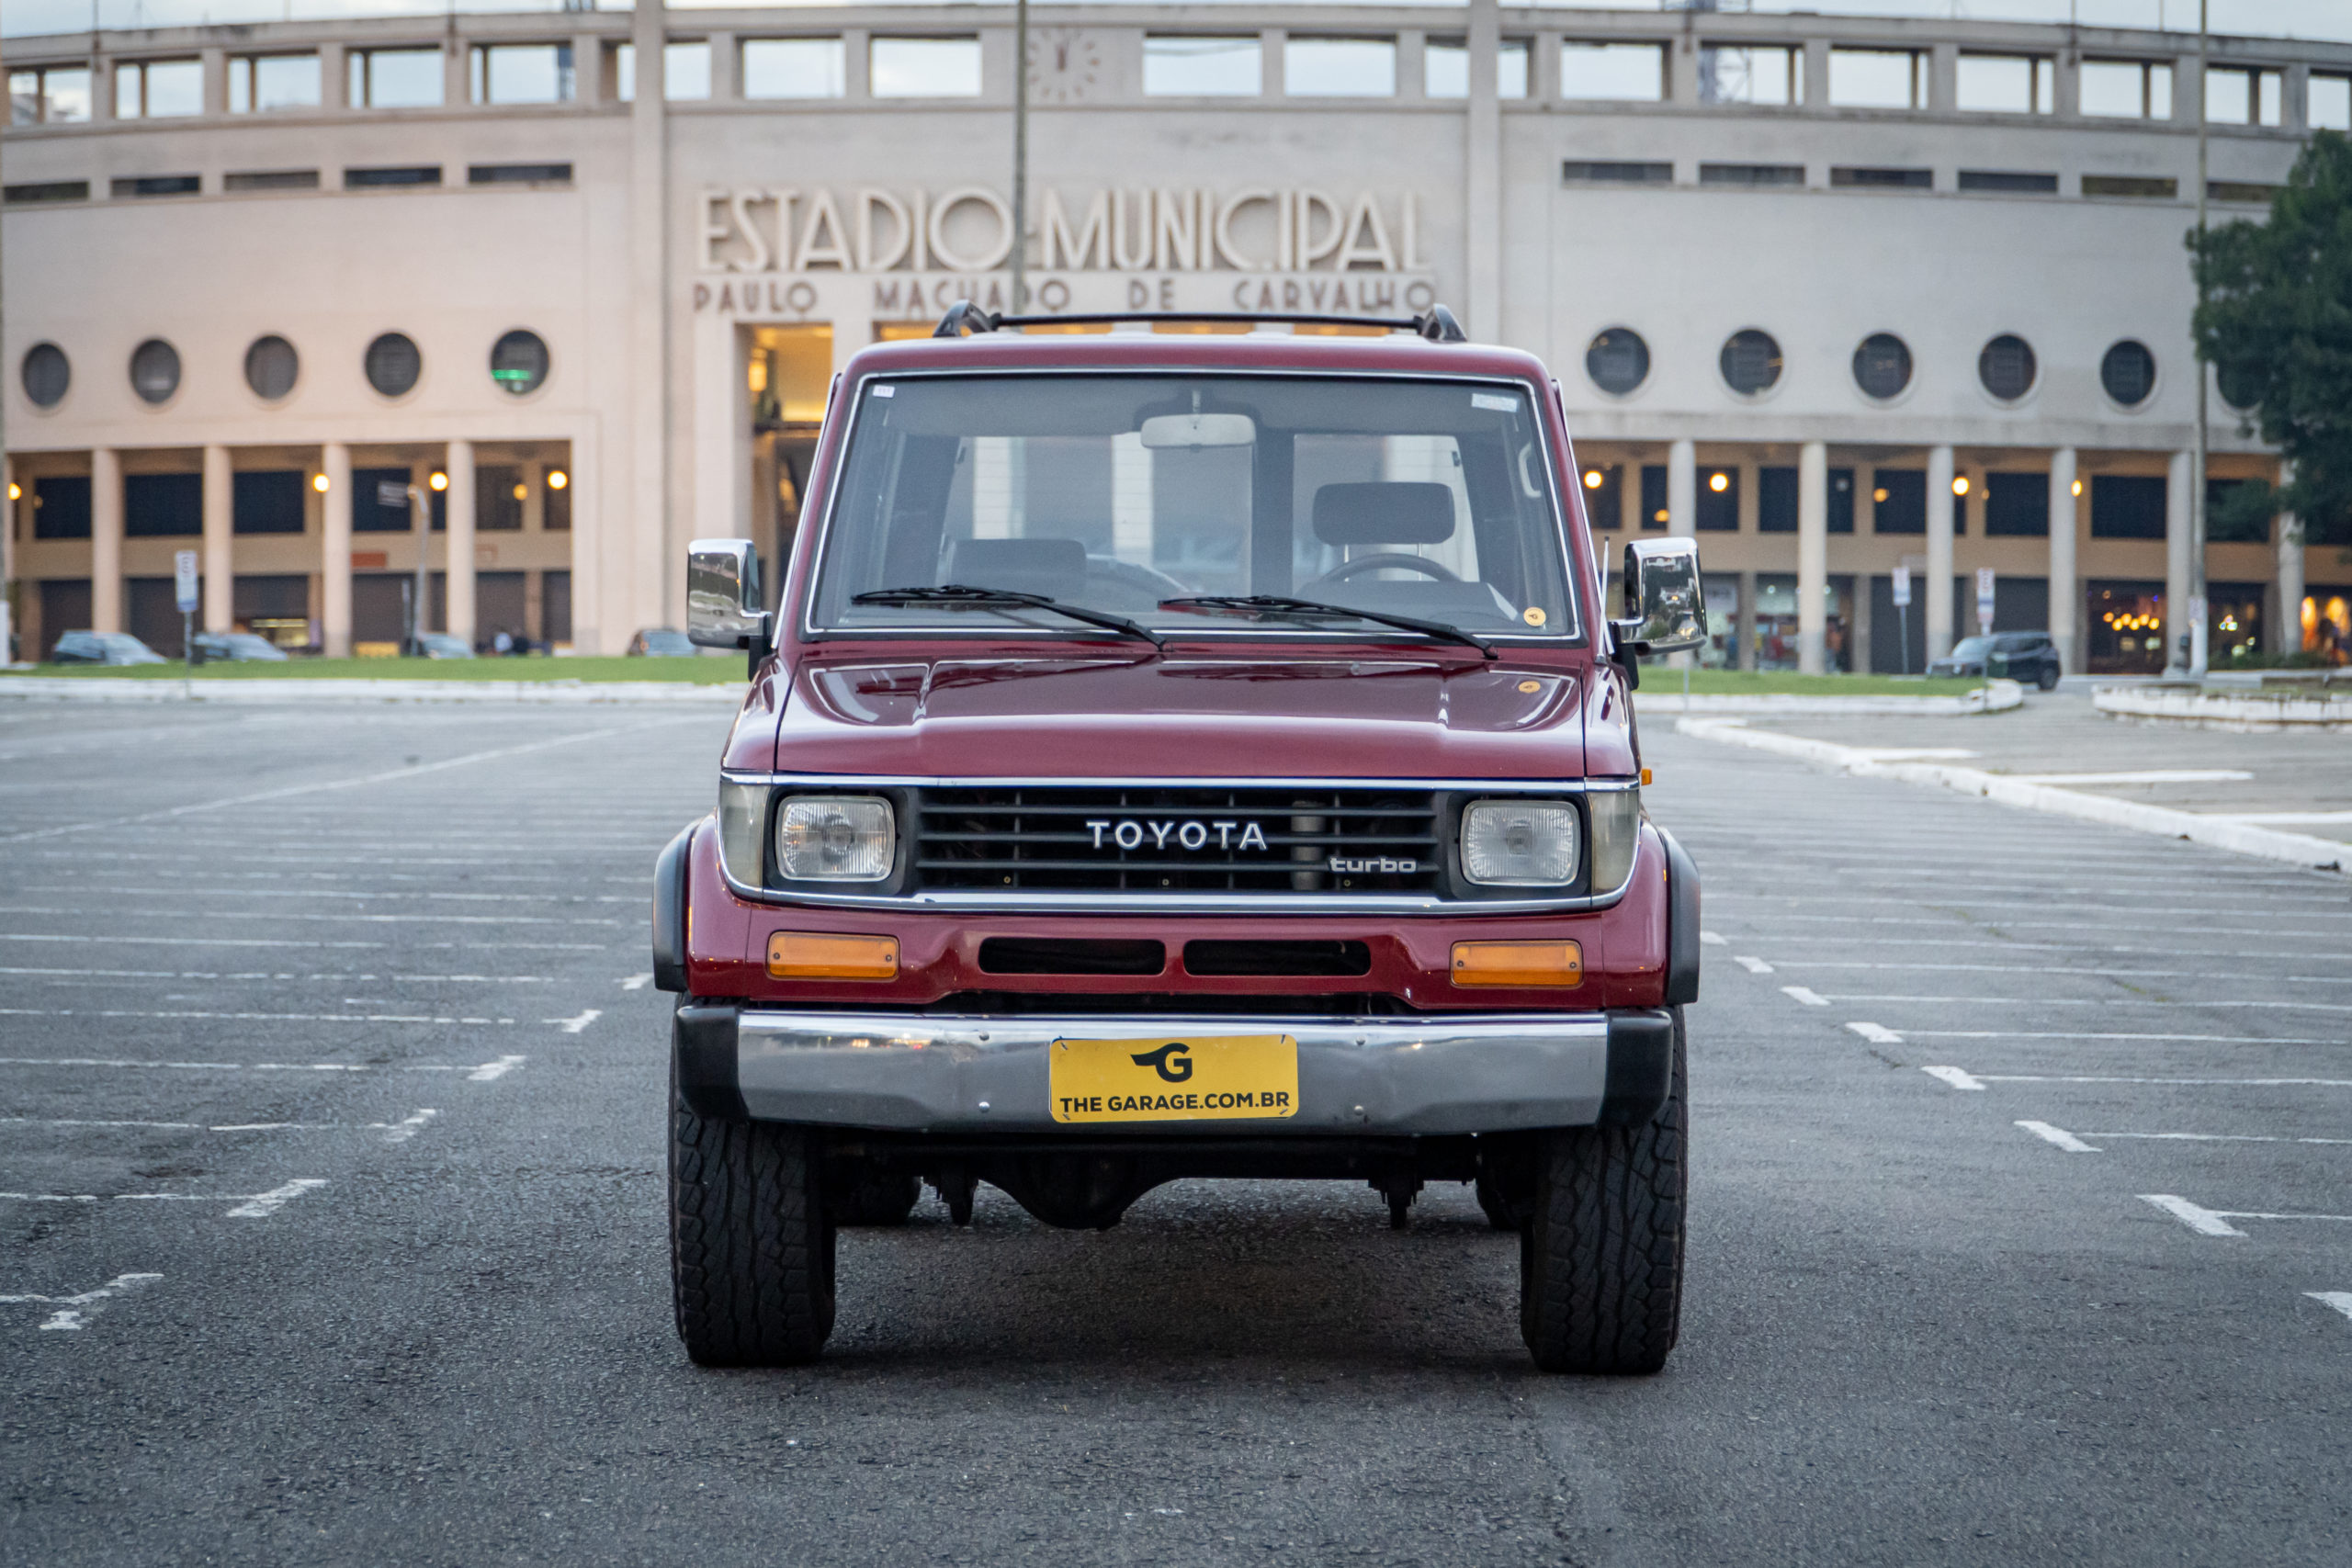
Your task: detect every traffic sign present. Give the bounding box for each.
[1890,566,1911,608]
[378,480,409,509]
[174,550,199,614]
[1975,567,1996,637]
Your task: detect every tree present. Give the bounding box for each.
[2189,130,2352,546]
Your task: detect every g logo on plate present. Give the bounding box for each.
[1128,1043,1194,1083]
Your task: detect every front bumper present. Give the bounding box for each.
[674,1004,1674,1135]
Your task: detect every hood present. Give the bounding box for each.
[747,653,1589,780]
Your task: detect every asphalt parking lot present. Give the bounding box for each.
[2,699,2346,1565]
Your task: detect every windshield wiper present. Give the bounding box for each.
[852,584,1163,649]
[1157,594,1496,660]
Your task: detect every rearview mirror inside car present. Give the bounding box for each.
[1616,537,1707,655]
[1138,412,1256,449]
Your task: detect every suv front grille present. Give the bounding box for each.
[914,785,1442,895]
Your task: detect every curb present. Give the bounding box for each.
[0,676,747,705]
[1635,680,2024,717]
[1676,716,2347,874]
[2094,684,2352,731]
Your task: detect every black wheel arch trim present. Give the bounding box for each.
[1600,1007,1675,1126]
[1660,826,1702,1007]
[674,999,748,1120]
[652,821,695,994]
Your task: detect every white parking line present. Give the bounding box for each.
[1757,962,2352,986]
[0,1055,526,1077]
[2142,1194,2352,1237]
[0,967,560,984]
[547,1009,602,1034]
[1895,1031,2342,1045]
[2309,1292,2352,1324]
[0,1272,164,1332]
[1923,1068,2352,1091]
[0,1110,440,1141]
[0,1180,326,1218]
[1816,994,2352,1015]
[1846,1021,1905,1044]
[2007,770,2255,785]
[0,908,619,927]
[0,934,607,952]
[1733,955,1775,974]
[1699,931,1726,946]
[1781,986,1827,1007]
[619,974,653,990]
[2018,1121,2100,1153]
[0,1008,515,1025]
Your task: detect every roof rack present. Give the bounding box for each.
[931,302,1469,344]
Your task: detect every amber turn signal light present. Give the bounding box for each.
[767,931,899,981]
[1450,941,1583,988]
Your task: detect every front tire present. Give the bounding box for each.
[2036,663,2061,692]
[670,1070,836,1367]
[1519,1009,1686,1375]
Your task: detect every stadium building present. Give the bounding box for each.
[5,3,2348,667]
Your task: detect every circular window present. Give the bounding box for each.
[1977,333,2037,401]
[1585,327,1650,395]
[489,330,549,397]
[244,334,300,400]
[129,338,181,405]
[2099,340,2155,407]
[21,343,70,409]
[1851,333,1913,400]
[1719,329,1783,396]
[2217,359,2260,412]
[365,333,422,399]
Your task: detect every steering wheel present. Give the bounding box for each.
[1312,552,1461,584]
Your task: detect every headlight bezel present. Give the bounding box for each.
[716,783,910,895]
[1442,786,1640,902]
[775,793,899,885]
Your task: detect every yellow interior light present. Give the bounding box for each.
[6,482,20,502]
[1583,469,1604,490]
[1952,476,1970,496]
[429,470,449,491]
[1872,488,1890,503]
[2072,479,2084,496]
[546,469,568,491]
[1652,508,1669,524]
[512,482,527,501]
[1708,472,1729,492]
[767,931,899,981]
[311,472,330,492]
[1451,941,1583,989]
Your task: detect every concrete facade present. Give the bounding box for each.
[5,5,2348,665]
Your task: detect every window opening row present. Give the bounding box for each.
[17,332,550,410]
[17,46,2343,123]
[1584,328,2177,410]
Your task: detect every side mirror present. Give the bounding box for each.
[686,538,771,671]
[1613,537,1707,656]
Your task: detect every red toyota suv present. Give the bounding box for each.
[653,304,1707,1374]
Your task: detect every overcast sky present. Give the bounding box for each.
[8,0,2350,47]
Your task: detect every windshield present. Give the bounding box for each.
[809,374,1576,642]
[1950,637,1994,660]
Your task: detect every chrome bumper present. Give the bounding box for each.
[673,1007,1675,1136]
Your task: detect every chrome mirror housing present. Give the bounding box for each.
[1616,538,1707,655]
[686,539,768,649]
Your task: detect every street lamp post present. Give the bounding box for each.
[2189,0,2211,677]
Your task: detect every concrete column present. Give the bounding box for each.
[1802,39,1828,111]
[2165,448,2193,672]
[2048,448,2077,673]
[573,34,602,107]
[1464,0,1501,342]
[447,36,471,107]
[322,442,353,657]
[2283,62,2310,131]
[632,0,674,631]
[2053,50,2079,118]
[320,43,348,111]
[1797,439,1828,673]
[2275,460,2303,657]
[707,32,739,99]
[1928,42,1958,113]
[91,448,122,634]
[447,441,477,646]
[1735,570,1757,671]
[1925,445,1954,660]
[200,445,233,632]
[1667,439,1696,538]
[201,47,228,118]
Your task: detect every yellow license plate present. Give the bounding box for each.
[1049,1033,1299,1124]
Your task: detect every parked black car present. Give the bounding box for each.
[1930,632,2063,690]
[190,631,290,663]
